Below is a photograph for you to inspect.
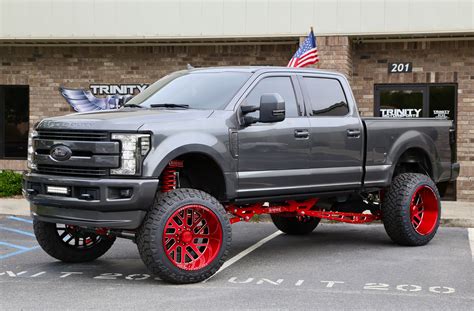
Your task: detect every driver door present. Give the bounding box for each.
[236,75,311,198]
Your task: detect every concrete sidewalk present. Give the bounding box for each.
[0,197,473,227]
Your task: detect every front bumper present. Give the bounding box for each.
[23,172,159,229]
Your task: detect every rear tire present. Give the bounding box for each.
[382,173,441,246]
[271,214,320,235]
[33,220,115,262]
[137,188,231,284]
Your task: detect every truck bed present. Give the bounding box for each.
[361,117,455,188]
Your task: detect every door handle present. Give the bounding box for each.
[294,129,310,139]
[347,129,361,138]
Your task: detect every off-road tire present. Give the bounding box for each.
[136,188,231,284]
[382,173,441,246]
[33,219,116,262]
[271,215,320,235]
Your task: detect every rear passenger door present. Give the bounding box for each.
[237,74,311,198]
[298,74,364,192]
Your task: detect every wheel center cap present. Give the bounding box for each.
[181,231,193,244]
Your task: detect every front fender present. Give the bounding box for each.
[143,132,235,178]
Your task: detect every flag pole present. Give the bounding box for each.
[310,26,318,68]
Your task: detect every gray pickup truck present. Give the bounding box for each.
[24,66,459,283]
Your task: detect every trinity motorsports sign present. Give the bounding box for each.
[60,84,149,112]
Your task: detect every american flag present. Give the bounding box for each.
[287,29,319,68]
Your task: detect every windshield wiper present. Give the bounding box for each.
[123,103,144,108]
[150,103,190,109]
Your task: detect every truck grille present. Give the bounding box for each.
[33,129,118,177]
[36,165,107,177]
[37,130,109,141]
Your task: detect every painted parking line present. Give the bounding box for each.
[0,226,35,237]
[7,216,33,224]
[204,230,283,282]
[0,241,40,260]
[468,228,474,262]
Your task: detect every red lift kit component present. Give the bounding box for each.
[161,160,184,192]
[226,199,381,225]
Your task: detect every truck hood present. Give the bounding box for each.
[37,108,214,131]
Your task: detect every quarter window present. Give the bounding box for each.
[244,77,299,118]
[302,77,349,116]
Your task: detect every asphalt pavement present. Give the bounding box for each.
[0,215,473,310]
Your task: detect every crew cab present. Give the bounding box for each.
[23,67,459,283]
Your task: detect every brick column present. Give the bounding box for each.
[300,36,353,81]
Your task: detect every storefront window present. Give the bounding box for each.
[429,86,456,120]
[0,86,29,159]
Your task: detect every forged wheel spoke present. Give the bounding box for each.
[192,234,210,239]
[194,224,208,235]
[191,215,203,229]
[166,242,178,255]
[184,208,193,227]
[188,244,203,257]
[167,218,182,231]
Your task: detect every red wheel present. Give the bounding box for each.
[382,173,441,246]
[409,186,439,235]
[163,204,223,270]
[137,188,231,283]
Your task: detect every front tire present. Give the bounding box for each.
[33,220,116,262]
[137,188,231,284]
[382,173,441,246]
[271,214,320,235]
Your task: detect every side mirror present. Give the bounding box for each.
[241,93,286,125]
[259,93,285,123]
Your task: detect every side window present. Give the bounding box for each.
[302,77,349,116]
[244,77,299,118]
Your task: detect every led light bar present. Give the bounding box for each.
[46,186,69,195]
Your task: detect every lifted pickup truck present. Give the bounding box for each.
[24,67,459,284]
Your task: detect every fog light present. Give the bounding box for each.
[120,188,133,198]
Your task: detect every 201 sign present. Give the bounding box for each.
[388,62,412,73]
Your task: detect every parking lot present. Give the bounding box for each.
[1,214,473,310]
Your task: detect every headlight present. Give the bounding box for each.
[27,130,38,170]
[111,133,151,175]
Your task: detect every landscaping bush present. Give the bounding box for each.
[0,170,23,197]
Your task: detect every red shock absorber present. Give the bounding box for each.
[161,160,184,192]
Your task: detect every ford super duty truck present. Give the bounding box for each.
[23,67,459,284]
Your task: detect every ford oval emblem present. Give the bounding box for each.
[50,145,72,161]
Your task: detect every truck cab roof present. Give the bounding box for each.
[187,65,345,77]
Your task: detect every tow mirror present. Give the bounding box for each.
[241,93,286,125]
[259,93,285,123]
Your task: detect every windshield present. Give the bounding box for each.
[125,71,252,110]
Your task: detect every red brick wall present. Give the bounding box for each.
[352,40,474,201]
[317,36,353,81]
